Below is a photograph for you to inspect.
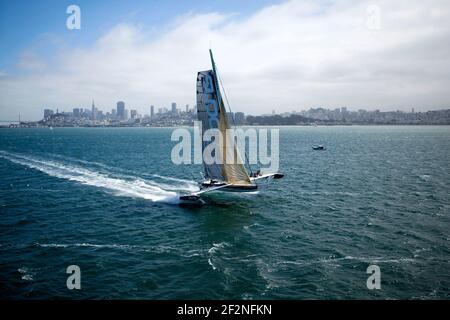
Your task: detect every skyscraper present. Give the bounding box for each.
[91,100,96,120]
[150,105,154,118]
[117,101,125,120]
[185,104,189,113]
[235,112,245,125]
[171,102,177,114]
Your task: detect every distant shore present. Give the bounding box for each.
[2,123,450,129]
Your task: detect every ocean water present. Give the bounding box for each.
[0,126,449,299]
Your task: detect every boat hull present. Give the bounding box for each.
[179,195,204,205]
[201,182,258,192]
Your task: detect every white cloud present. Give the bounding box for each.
[1,0,450,120]
[17,51,47,72]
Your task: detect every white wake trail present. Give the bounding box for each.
[0,151,199,204]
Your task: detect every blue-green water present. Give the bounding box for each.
[0,126,449,299]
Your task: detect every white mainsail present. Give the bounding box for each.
[196,50,252,186]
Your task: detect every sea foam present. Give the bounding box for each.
[0,150,198,204]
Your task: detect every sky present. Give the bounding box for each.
[0,0,449,121]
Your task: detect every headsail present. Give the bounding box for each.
[196,50,252,186]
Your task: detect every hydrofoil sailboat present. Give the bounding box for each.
[180,50,283,203]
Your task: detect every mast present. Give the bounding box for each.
[209,49,223,107]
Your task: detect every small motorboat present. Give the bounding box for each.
[312,145,326,150]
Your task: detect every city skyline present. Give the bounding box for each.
[42,100,198,121]
[1,0,450,121]
[7,100,450,123]
[5,101,447,128]
[27,102,450,122]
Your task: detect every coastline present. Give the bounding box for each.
[2,123,450,129]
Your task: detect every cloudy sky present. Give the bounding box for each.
[0,0,449,121]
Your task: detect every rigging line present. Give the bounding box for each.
[215,66,253,175]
